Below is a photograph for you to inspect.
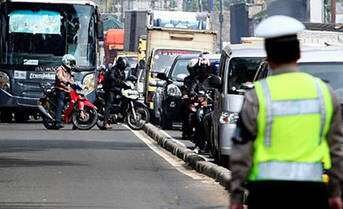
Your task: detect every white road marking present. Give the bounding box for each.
[127,126,210,181]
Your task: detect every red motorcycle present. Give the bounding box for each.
[38,83,98,130]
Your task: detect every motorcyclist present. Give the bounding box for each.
[103,57,129,129]
[181,58,200,139]
[55,54,75,128]
[192,57,213,152]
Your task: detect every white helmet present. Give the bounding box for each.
[62,54,76,69]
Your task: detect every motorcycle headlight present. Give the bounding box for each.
[219,112,239,124]
[167,84,182,97]
[82,73,95,94]
[0,71,10,93]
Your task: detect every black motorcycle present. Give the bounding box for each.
[95,76,150,130]
[188,90,214,151]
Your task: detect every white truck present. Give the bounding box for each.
[143,11,217,111]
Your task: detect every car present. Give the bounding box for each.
[154,54,220,130]
[211,43,343,167]
[210,44,266,166]
[151,54,199,128]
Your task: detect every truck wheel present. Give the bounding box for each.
[14,112,30,123]
[0,112,13,123]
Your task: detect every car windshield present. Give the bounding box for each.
[228,57,264,94]
[170,59,190,81]
[299,62,343,102]
[0,2,96,69]
[151,49,201,72]
[170,58,219,81]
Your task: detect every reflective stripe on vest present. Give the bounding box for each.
[260,79,326,147]
[257,161,323,181]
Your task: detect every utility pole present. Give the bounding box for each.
[331,0,336,23]
[219,0,223,50]
[208,0,211,13]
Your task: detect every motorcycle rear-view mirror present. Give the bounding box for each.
[209,75,222,89]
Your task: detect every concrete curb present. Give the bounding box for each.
[143,123,231,189]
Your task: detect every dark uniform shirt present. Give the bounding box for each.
[230,65,343,204]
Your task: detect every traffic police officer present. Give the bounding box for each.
[230,16,343,209]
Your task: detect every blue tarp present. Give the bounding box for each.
[9,10,61,34]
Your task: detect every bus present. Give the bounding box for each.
[0,0,104,122]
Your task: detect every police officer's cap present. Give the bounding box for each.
[255,15,305,40]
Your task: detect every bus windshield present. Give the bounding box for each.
[0,2,96,69]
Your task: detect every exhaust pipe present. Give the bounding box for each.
[38,105,55,121]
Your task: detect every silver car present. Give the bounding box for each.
[210,44,265,166]
[211,44,343,167]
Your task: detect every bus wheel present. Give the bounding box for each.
[0,112,13,123]
[14,112,29,123]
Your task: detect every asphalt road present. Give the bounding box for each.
[0,122,229,209]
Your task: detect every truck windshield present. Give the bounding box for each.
[152,49,201,72]
[228,57,263,94]
[0,2,96,69]
[299,62,343,102]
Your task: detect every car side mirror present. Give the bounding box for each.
[157,73,168,80]
[209,75,222,89]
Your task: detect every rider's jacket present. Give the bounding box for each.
[55,65,73,93]
[104,67,126,92]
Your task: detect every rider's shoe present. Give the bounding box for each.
[72,125,78,130]
[104,123,112,130]
[56,122,64,129]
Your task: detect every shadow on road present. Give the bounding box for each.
[0,139,149,153]
[0,202,115,208]
[0,156,85,168]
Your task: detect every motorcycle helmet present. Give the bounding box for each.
[187,58,199,76]
[62,54,76,70]
[210,60,220,75]
[197,57,211,78]
[116,57,129,71]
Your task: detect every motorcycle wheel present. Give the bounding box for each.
[42,100,58,130]
[126,106,150,130]
[96,106,106,130]
[72,106,98,130]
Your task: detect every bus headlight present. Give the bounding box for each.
[0,71,10,93]
[82,73,95,94]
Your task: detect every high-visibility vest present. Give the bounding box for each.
[248,72,333,182]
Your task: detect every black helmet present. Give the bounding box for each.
[197,57,211,77]
[115,57,129,71]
